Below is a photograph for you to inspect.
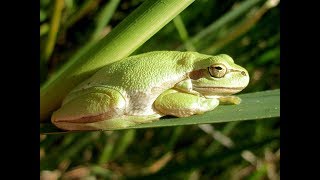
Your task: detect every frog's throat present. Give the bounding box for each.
[192,86,245,95]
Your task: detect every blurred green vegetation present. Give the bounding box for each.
[40,0,279,179]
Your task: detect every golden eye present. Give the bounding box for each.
[208,64,227,78]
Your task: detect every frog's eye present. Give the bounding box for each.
[208,64,227,78]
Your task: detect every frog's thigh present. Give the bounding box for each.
[52,87,126,130]
[154,89,219,117]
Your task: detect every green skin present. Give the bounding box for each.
[51,51,249,130]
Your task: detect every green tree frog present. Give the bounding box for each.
[52,51,249,130]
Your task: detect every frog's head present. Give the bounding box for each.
[190,54,249,96]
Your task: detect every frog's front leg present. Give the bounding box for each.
[173,78,202,96]
[174,78,241,105]
[154,89,219,117]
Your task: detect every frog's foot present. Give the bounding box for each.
[85,114,162,130]
[51,87,127,131]
[218,96,241,105]
[154,89,219,117]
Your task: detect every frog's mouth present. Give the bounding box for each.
[193,86,245,96]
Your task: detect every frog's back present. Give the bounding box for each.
[88,51,200,91]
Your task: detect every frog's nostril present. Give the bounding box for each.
[241,71,246,76]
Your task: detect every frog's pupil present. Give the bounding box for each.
[215,66,222,70]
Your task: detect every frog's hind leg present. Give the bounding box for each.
[154,89,219,117]
[85,114,162,130]
[52,87,127,131]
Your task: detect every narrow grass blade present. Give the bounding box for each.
[129,89,279,129]
[40,89,280,134]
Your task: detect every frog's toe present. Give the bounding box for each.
[197,98,219,112]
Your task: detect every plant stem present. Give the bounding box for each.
[204,0,279,54]
[176,0,263,51]
[40,23,49,37]
[63,0,100,30]
[42,0,64,62]
[40,0,195,121]
[173,15,196,51]
[91,0,120,42]
[191,0,263,45]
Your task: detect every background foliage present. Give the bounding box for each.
[40,0,280,179]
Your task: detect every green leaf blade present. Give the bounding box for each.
[129,89,280,129]
[40,89,280,134]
